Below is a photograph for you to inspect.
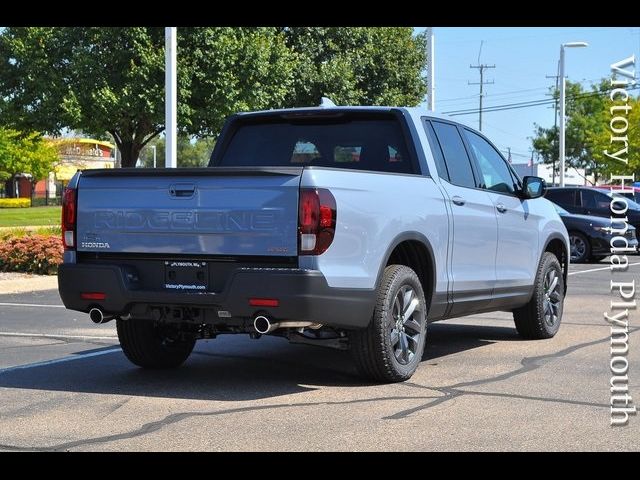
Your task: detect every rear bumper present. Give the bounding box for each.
[57,263,376,329]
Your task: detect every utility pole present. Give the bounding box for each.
[546,68,560,186]
[469,50,495,131]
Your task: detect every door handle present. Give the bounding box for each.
[169,183,196,198]
[451,196,465,206]
[496,203,507,213]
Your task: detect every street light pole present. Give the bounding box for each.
[559,41,588,187]
[426,27,435,111]
[151,145,157,168]
[165,27,177,169]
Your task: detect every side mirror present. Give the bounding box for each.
[522,176,546,199]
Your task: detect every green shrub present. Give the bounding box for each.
[0,226,61,241]
[0,198,31,208]
[0,234,63,275]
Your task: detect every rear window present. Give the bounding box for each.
[215,117,415,174]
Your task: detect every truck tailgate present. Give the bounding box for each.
[76,167,301,256]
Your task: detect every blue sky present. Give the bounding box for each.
[415,27,640,164]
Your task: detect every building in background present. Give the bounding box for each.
[511,163,590,187]
[33,138,115,203]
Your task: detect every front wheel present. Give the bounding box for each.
[513,252,564,339]
[569,231,590,263]
[117,319,196,369]
[350,265,428,382]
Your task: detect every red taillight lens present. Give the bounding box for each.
[298,188,336,255]
[62,188,76,250]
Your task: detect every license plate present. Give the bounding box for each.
[164,261,208,291]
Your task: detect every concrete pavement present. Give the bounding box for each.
[0,262,638,451]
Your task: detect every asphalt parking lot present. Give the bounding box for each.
[0,261,638,451]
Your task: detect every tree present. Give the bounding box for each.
[531,80,639,183]
[0,28,165,169]
[0,27,295,168]
[0,128,58,196]
[280,27,427,107]
[178,28,297,137]
[0,27,429,168]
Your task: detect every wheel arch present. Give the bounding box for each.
[375,232,437,311]
[542,234,569,292]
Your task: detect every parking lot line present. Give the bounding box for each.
[0,347,122,375]
[0,332,117,341]
[568,262,640,276]
[0,302,64,308]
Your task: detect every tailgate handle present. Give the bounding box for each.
[169,183,196,198]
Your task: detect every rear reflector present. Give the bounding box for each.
[81,292,107,300]
[249,298,279,307]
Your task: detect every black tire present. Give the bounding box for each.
[569,231,590,263]
[350,265,428,383]
[513,252,564,339]
[116,319,195,369]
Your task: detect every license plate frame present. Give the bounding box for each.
[164,261,209,291]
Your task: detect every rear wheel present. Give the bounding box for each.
[117,319,195,369]
[351,265,427,383]
[513,252,564,339]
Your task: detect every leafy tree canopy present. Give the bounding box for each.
[281,27,428,107]
[0,128,58,194]
[0,27,428,168]
[532,80,639,182]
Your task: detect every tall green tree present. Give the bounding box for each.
[178,28,296,137]
[531,80,634,183]
[281,27,427,107]
[1,27,429,169]
[0,128,58,196]
[0,28,165,169]
[0,27,295,168]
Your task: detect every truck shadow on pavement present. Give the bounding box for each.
[0,322,521,401]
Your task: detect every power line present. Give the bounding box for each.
[442,85,640,116]
[437,76,617,107]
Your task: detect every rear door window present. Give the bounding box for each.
[430,121,477,188]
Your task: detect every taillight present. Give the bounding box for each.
[298,188,336,255]
[62,187,77,250]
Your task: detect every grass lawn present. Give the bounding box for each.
[0,206,61,227]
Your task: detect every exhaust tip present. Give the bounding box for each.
[89,308,105,324]
[253,315,272,334]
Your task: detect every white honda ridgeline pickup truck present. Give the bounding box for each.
[58,105,569,382]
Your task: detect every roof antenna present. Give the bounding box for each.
[319,97,337,108]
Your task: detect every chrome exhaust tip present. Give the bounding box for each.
[253,315,278,334]
[89,308,114,324]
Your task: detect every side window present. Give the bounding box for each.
[431,121,476,188]
[546,189,576,207]
[582,190,610,209]
[464,129,516,194]
[423,120,450,181]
